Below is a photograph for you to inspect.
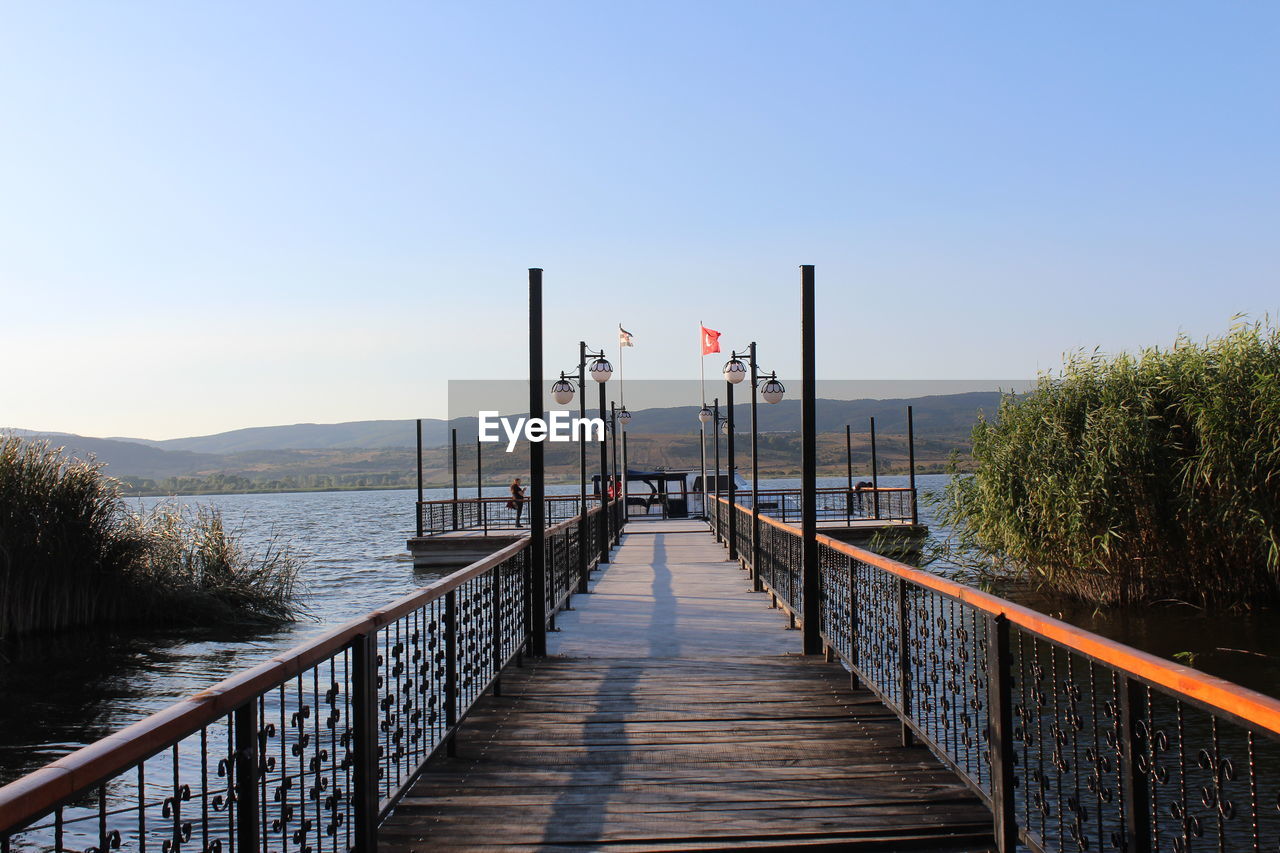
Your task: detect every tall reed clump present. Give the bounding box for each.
[0,436,303,637]
[941,319,1280,609]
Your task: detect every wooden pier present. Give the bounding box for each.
[380,519,993,851]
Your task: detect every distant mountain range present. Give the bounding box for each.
[4,391,1006,492]
[110,419,450,454]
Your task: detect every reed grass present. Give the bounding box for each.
[939,319,1280,609]
[1,436,303,637]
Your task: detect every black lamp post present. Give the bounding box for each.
[712,397,723,541]
[721,356,748,560]
[611,399,627,512]
[697,404,712,520]
[726,344,784,588]
[551,345,613,579]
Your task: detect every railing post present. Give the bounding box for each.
[907,405,919,526]
[986,614,1017,852]
[351,632,379,853]
[897,576,914,747]
[232,702,260,853]
[1121,677,1153,853]
[444,589,458,756]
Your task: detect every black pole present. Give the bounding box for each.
[611,402,619,513]
[749,342,761,590]
[699,413,708,519]
[527,268,547,656]
[870,416,880,520]
[476,437,482,500]
[726,371,737,561]
[845,423,854,525]
[415,418,423,537]
[845,424,853,490]
[713,397,721,541]
[578,342,588,585]
[598,378,610,564]
[907,405,919,525]
[800,264,821,655]
[451,427,459,530]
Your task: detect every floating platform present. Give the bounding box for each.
[406,531,524,570]
[817,519,929,561]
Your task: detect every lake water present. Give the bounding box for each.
[2,474,1278,787]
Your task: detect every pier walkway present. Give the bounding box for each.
[379,519,994,851]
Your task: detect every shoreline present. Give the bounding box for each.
[116,466,956,499]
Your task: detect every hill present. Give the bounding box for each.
[627,391,1002,438]
[3,429,225,478]
[113,419,452,453]
[3,390,1003,494]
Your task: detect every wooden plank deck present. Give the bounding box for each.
[380,520,994,851]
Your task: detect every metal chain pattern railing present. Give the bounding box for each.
[714,496,1280,853]
[0,501,624,853]
[416,496,583,537]
[737,487,917,525]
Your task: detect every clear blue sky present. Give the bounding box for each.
[2,2,1276,439]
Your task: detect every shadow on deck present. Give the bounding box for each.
[380,520,994,851]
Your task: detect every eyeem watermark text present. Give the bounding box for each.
[478,411,605,452]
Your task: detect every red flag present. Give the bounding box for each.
[700,326,721,355]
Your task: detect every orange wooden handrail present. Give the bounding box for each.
[717,495,1280,737]
[0,499,619,834]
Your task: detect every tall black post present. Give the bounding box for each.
[907,405,919,525]
[845,424,853,490]
[699,412,708,519]
[726,371,737,561]
[610,401,620,511]
[845,423,854,525]
[578,342,588,585]
[800,264,821,654]
[713,398,721,541]
[527,269,547,656]
[415,418,423,537]
[598,379,610,564]
[476,438,482,500]
[870,416,880,520]
[451,427,459,530]
[749,342,761,590]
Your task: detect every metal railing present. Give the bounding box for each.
[0,500,625,853]
[713,496,1280,853]
[736,486,917,525]
[415,495,583,537]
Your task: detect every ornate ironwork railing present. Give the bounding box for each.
[732,486,917,526]
[415,495,583,536]
[0,500,625,853]
[713,496,1280,853]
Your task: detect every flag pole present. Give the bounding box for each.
[699,320,705,407]
[699,321,707,519]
